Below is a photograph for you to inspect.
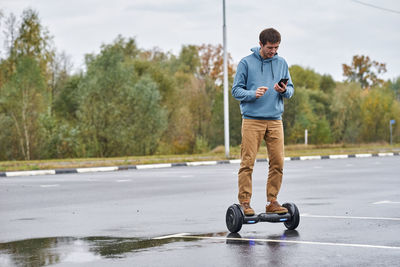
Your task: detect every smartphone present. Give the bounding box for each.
[278,78,289,87]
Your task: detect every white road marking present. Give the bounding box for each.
[355,153,372,158]
[186,161,217,166]
[171,235,400,250]
[77,167,118,173]
[378,153,394,157]
[300,156,321,160]
[136,163,172,169]
[40,184,59,188]
[116,179,131,183]
[153,233,190,240]
[301,213,400,221]
[7,170,56,177]
[329,154,348,159]
[373,200,400,205]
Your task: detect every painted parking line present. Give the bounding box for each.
[153,233,191,240]
[301,213,400,221]
[372,200,400,205]
[40,184,60,188]
[170,235,400,250]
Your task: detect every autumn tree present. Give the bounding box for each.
[198,44,234,85]
[0,56,47,160]
[197,44,241,148]
[0,9,54,160]
[330,83,364,143]
[319,74,336,95]
[284,65,334,144]
[77,37,167,157]
[388,77,400,101]
[2,9,55,89]
[49,51,73,110]
[289,65,321,91]
[342,55,386,89]
[284,87,317,143]
[359,88,400,142]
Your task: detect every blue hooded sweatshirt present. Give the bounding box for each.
[231,47,294,120]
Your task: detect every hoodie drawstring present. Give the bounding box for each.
[270,61,274,79]
[260,60,275,79]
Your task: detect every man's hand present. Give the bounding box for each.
[274,81,287,93]
[255,86,268,98]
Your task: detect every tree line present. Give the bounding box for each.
[0,9,399,161]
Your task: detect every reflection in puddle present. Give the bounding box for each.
[62,240,101,263]
[226,230,300,246]
[225,230,300,266]
[0,236,183,266]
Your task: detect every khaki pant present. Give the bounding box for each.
[238,119,284,203]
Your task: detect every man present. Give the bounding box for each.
[231,28,294,216]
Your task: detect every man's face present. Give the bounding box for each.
[259,41,280,59]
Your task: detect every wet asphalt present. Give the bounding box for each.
[0,156,399,266]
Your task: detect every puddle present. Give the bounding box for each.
[0,235,188,266]
[0,231,298,266]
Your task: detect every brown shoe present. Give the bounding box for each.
[266,201,288,214]
[240,201,255,216]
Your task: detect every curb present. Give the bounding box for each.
[1,152,399,178]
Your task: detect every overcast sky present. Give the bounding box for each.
[2,0,400,81]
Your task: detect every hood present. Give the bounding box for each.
[250,46,278,78]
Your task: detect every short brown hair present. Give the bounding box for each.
[259,28,281,45]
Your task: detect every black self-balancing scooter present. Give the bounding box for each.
[225,203,300,233]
